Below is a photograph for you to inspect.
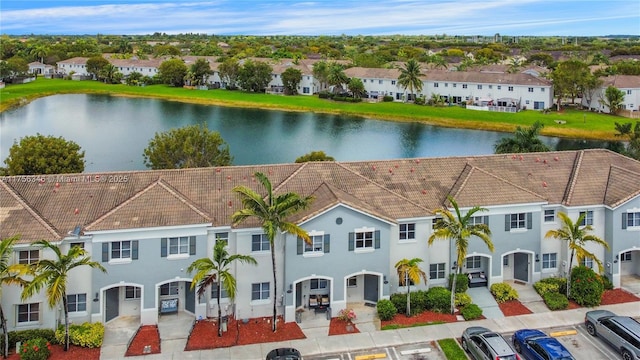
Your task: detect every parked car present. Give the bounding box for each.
[585,310,640,360]
[461,326,520,360]
[511,329,575,360]
[265,348,301,360]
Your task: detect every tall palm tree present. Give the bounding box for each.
[494,121,550,154]
[312,60,329,92]
[397,59,423,102]
[21,241,106,351]
[187,239,257,336]
[326,63,348,94]
[428,196,493,314]
[232,172,314,332]
[394,258,427,317]
[0,236,29,359]
[545,212,609,297]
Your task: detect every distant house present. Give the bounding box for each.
[28,61,55,75]
[583,75,640,115]
[56,57,89,76]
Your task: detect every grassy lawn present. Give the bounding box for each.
[438,338,468,360]
[0,77,629,140]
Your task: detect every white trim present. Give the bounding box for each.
[298,203,396,226]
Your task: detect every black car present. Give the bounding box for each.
[266,348,301,360]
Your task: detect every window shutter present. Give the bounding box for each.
[102,243,109,262]
[348,232,354,251]
[189,236,196,255]
[526,213,532,229]
[297,237,303,255]
[132,240,139,260]
[374,230,381,249]
[324,234,330,253]
[505,215,510,231]
[622,213,628,229]
[483,216,489,226]
[161,238,167,257]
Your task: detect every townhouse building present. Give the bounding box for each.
[344,67,403,100]
[56,57,89,76]
[582,75,640,114]
[1,149,639,332]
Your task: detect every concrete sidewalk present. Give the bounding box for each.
[100,301,639,359]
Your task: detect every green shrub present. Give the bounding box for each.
[414,96,425,105]
[455,292,472,308]
[410,290,428,314]
[389,292,406,314]
[461,304,483,320]
[448,273,469,293]
[543,292,569,310]
[533,277,567,296]
[18,338,50,360]
[318,91,332,99]
[382,95,394,102]
[376,299,397,321]
[490,282,518,303]
[0,329,56,353]
[425,286,451,313]
[570,266,604,307]
[600,274,614,290]
[55,322,104,348]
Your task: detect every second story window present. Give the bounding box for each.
[18,250,39,265]
[252,234,270,252]
[505,213,531,231]
[348,228,380,251]
[579,211,594,226]
[623,212,640,229]
[161,236,196,258]
[399,223,415,241]
[102,241,139,263]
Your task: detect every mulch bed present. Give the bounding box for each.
[6,344,100,360]
[125,325,161,356]
[381,310,458,328]
[185,316,305,351]
[498,300,534,316]
[328,318,360,336]
[601,288,640,305]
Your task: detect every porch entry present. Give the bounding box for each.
[104,285,142,323]
[513,252,529,283]
[105,287,119,322]
[363,274,379,304]
[158,281,195,315]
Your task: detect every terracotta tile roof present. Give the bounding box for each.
[422,71,552,86]
[1,150,639,240]
[601,75,640,89]
[344,67,402,79]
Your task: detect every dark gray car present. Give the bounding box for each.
[462,326,520,360]
[585,310,640,360]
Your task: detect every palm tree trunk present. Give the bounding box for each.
[62,296,69,351]
[270,246,277,332]
[450,266,458,315]
[406,273,411,317]
[217,282,222,337]
[567,249,575,298]
[1,305,8,359]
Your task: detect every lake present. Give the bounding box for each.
[0,94,611,173]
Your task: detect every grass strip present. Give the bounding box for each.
[381,320,445,330]
[438,338,468,360]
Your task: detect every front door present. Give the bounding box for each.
[185,281,195,313]
[514,253,529,283]
[105,287,119,322]
[295,282,302,308]
[363,274,379,303]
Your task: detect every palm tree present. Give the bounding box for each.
[187,239,257,336]
[21,241,106,351]
[395,258,427,317]
[326,63,348,94]
[397,59,423,102]
[0,237,29,359]
[494,121,550,154]
[312,60,329,92]
[232,172,314,332]
[428,196,493,314]
[545,212,609,297]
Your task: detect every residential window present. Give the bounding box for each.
[625,212,640,228]
[399,223,416,241]
[125,286,141,299]
[541,88,545,92]
[528,87,534,92]
[581,257,593,268]
[477,85,482,90]
[444,83,448,87]
[17,303,39,323]
[579,211,594,226]
[503,256,509,266]
[355,230,373,249]
[168,236,190,255]
[67,294,87,312]
[347,277,357,287]
[379,80,383,84]
[462,84,467,89]
[429,263,445,279]
[621,251,632,262]
[303,87,310,94]
[252,234,270,252]
[497,85,501,90]
[544,209,556,223]
[70,242,84,249]
[469,216,487,226]
[434,83,439,88]
[363,79,367,83]
[488,85,492,89]
[510,213,526,229]
[310,279,328,290]
[160,282,179,296]
[251,282,270,301]
[627,90,632,95]
[211,282,229,299]
[525,100,530,104]
[453,83,457,88]
[111,241,131,260]
[215,232,229,246]
[305,235,324,253]
[391,80,396,85]
[466,256,482,269]
[508,86,514,91]
[542,253,557,269]
[18,250,39,264]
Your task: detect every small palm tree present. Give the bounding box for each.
[545,212,609,297]
[428,196,493,314]
[0,236,29,359]
[398,59,423,102]
[494,121,550,154]
[21,241,106,351]
[327,63,348,94]
[187,239,257,337]
[232,172,314,332]
[395,258,427,317]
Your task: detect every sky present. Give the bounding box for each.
[1,0,639,37]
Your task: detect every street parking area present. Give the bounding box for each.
[303,341,447,360]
